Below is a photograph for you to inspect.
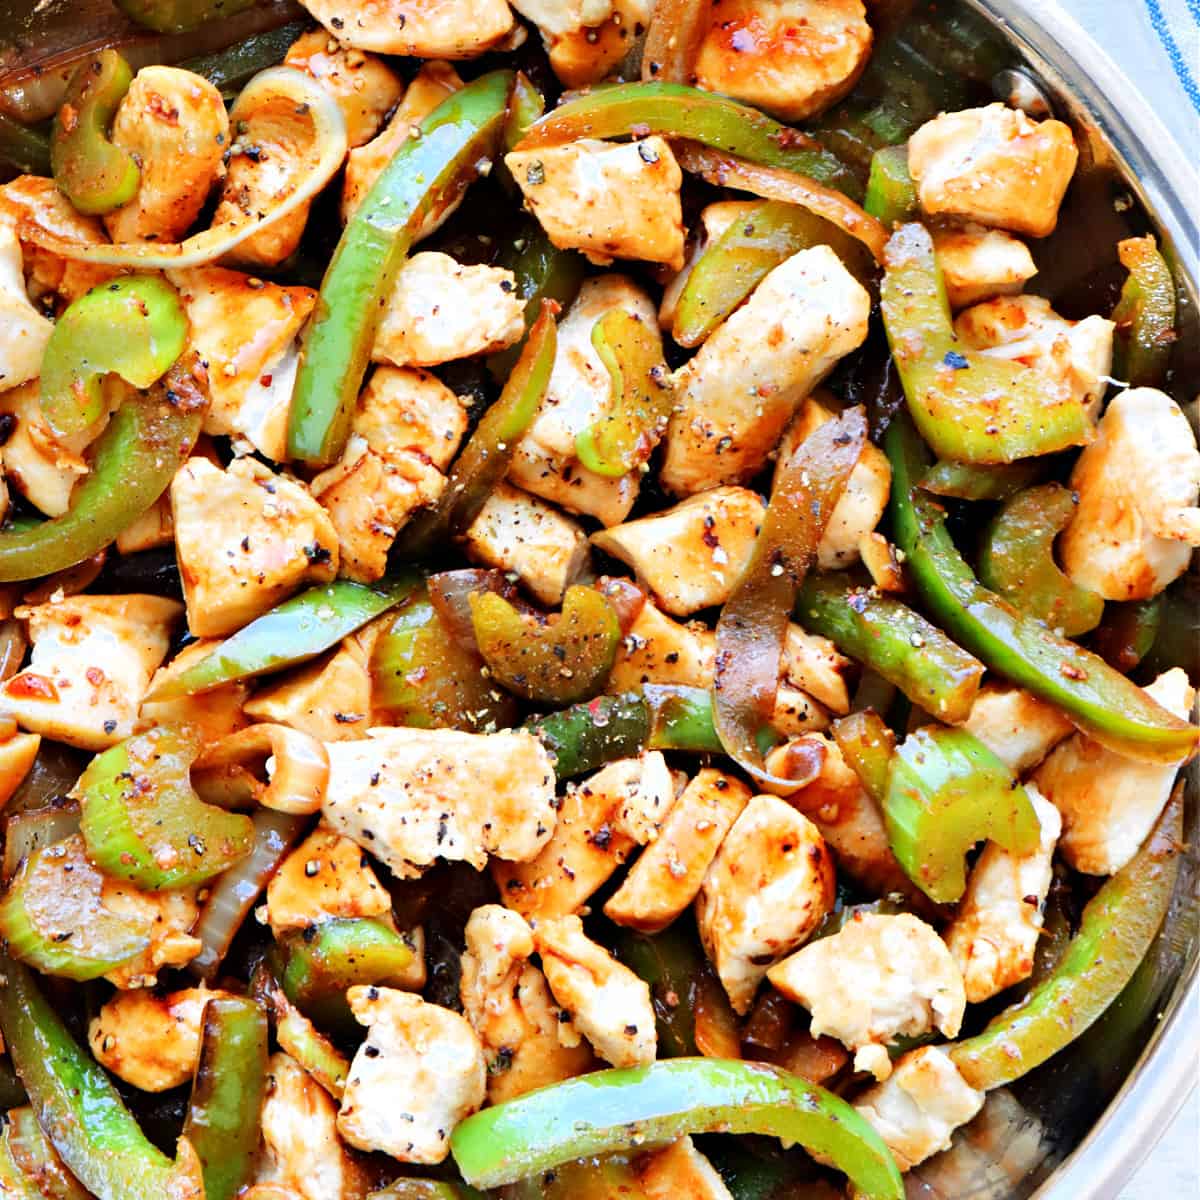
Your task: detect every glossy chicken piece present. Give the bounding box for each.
[0,380,91,517]
[101,873,202,989]
[961,683,1074,775]
[300,0,515,58]
[0,214,51,395]
[638,1136,734,1199]
[931,224,1038,310]
[546,0,652,87]
[141,639,249,743]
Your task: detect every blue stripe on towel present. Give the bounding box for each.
[1143,0,1200,111]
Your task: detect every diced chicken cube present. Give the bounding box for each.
[106,67,229,245]
[607,600,717,692]
[172,457,338,638]
[510,0,611,39]
[535,914,657,1067]
[696,793,835,1013]
[944,787,1061,1003]
[592,487,765,617]
[908,103,1078,238]
[372,253,525,367]
[355,365,469,469]
[337,987,486,1163]
[931,224,1038,309]
[4,595,180,750]
[0,381,89,517]
[1033,668,1194,875]
[854,1046,985,1171]
[637,1137,734,1199]
[322,726,557,877]
[0,215,51,395]
[101,874,202,989]
[661,246,871,496]
[460,905,593,1102]
[507,138,685,269]
[694,0,873,122]
[300,0,514,57]
[659,200,758,331]
[546,0,651,87]
[461,481,589,607]
[141,639,248,743]
[962,683,1074,775]
[1058,388,1200,601]
[768,913,966,1077]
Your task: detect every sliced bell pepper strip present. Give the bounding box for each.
[252,964,350,1099]
[977,483,1104,637]
[951,787,1183,1090]
[76,725,254,890]
[513,81,861,198]
[288,70,513,466]
[182,996,267,1200]
[471,585,621,705]
[0,1128,38,1197]
[919,458,1045,502]
[715,407,866,785]
[0,362,205,583]
[796,574,984,724]
[881,223,1093,464]
[1110,235,1176,389]
[1092,596,1163,673]
[50,50,139,216]
[884,725,1040,903]
[146,572,421,699]
[831,709,896,804]
[503,71,545,153]
[645,684,726,755]
[0,950,205,1200]
[0,113,51,177]
[178,21,308,98]
[114,0,257,33]
[885,412,1198,763]
[3,1104,90,1200]
[863,145,916,226]
[450,1057,903,1197]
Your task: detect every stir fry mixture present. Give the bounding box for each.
[0,0,1195,1196]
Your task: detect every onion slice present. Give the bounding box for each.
[194,724,329,816]
[641,0,713,84]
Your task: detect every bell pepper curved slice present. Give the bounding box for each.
[449,1057,903,1197]
[0,363,204,583]
[1092,596,1163,673]
[951,787,1183,1090]
[831,709,896,804]
[0,951,205,1200]
[40,275,189,440]
[146,572,421,699]
[884,725,1040,903]
[863,145,916,225]
[576,309,672,477]
[886,413,1198,764]
[919,458,1044,502]
[288,70,513,466]
[503,71,545,153]
[513,81,860,197]
[76,725,255,890]
[114,0,257,33]
[881,224,1093,464]
[977,483,1104,637]
[252,965,350,1099]
[50,50,139,216]
[1111,235,1176,389]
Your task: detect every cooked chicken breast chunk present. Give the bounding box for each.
[962,683,1074,775]
[300,0,514,58]
[931,224,1038,309]
[0,215,51,395]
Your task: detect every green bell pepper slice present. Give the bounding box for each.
[76,725,254,890]
[1111,234,1176,389]
[919,458,1045,502]
[0,951,205,1200]
[113,0,257,33]
[450,1058,903,1197]
[863,145,916,225]
[882,224,1093,464]
[977,483,1104,637]
[3,1105,90,1199]
[0,113,51,177]
[1092,596,1163,673]
[40,275,189,439]
[886,413,1198,763]
[885,725,1040,904]
[0,1126,38,1197]
[252,964,350,1099]
[288,70,513,466]
[830,709,896,804]
[951,787,1183,1090]
[50,50,139,216]
[179,21,309,99]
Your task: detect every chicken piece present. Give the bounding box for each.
[608,600,717,692]
[962,683,1074,775]
[777,394,892,569]
[372,253,525,367]
[854,1046,985,1172]
[115,494,173,555]
[637,1137,734,1199]
[101,876,202,989]
[166,267,316,460]
[89,987,232,1092]
[256,1052,373,1200]
[944,787,1061,1004]
[461,481,589,607]
[493,752,676,918]
[931,224,1038,309]
[342,62,463,222]
[591,487,765,617]
[697,793,835,1014]
[507,138,685,270]
[0,381,89,517]
[105,66,228,244]
[0,215,51,395]
[546,0,651,87]
[141,639,248,743]
[460,905,593,1102]
[909,103,1078,237]
[659,200,758,330]
[354,365,470,469]
[284,31,404,147]
[172,457,338,638]
[694,0,872,122]
[955,293,1114,420]
[859,532,905,593]
[1058,388,1200,601]
[3,594,180,750]
[768,913,966,1078]
[509,275,662,526]
[266,825,391,936]
[535,914,657,1067]
[509,0,611,39]
[0,732,40,809]
[300,0,514,57]
[1033,668,1194,875]
[322,726,557,878]
[606,768,752,933]
[661,245,871,496]
[337,986,486,1163]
